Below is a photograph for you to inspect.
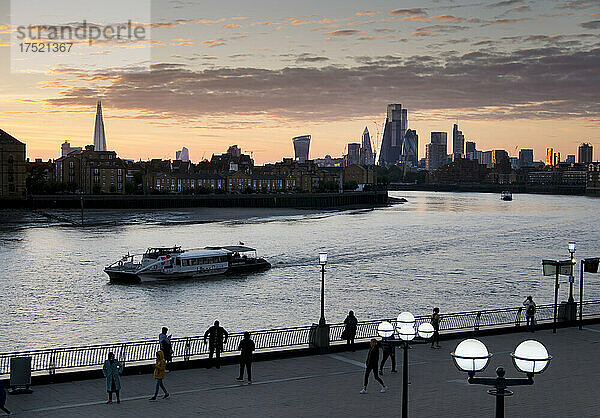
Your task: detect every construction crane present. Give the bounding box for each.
[372,120,383,164]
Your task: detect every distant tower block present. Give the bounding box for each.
[292,135,311,163]
[176,146,190,161]
[93,101,107,151]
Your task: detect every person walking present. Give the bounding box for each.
[102,352,123,404]
[431,307,441,349]
[524,296,536,332]
[150,350,169,400]
[0,381,10,415]
[379,334,396,375]
[360,339,387,394]
[236,332,256,383]
[204,320,229,369]
[343,311,358,351]
[159,327,174,368]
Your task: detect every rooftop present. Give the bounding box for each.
[0,128,24,145]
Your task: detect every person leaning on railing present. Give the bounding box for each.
[343,311,358,352]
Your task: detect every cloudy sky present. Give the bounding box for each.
[0,0,598,163]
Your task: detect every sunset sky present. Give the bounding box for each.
[0,0,598,164]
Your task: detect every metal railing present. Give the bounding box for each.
[2,300,599,376]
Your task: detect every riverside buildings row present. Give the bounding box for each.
[16,138,377,196]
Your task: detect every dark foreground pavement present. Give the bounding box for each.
[4,325,600,417]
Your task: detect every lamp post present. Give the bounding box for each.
[568,242,576,303]
[451,339,551,418]
[318,252,327,326]
[580,257,600,330]
[542,259,572,333]
[378,313,434,418]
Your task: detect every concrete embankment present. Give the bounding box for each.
[1,191,389,210]
[389,183,588,195]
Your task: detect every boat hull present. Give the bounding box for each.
[105,267,229,283]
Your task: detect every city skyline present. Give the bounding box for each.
[0,0,598,163]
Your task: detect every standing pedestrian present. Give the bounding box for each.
[204,320,229,369]
[159,327,174,368]
[523,296,536,332]
[379,334,396,375]
[149,350,169,400]
[343,311,358,351]
[431,307,441,349]
[0,381,10,415]
[102,352,123,404]
[360,339,387,394]
[236,332,256,383]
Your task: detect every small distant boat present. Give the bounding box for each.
[501,191,513,201]
[105,245,271,283]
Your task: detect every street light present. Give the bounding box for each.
[452,339,551,418]
[579,257,600,330]
[542,259,573,333]
[568,242,576,303]
[318,252,327,326]
[378,313,433,418]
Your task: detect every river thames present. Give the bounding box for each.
[0,191,598,351]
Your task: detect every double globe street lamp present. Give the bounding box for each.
[378,312,435,418]
[451,338,551,418]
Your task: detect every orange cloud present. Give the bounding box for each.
[223,24,242,28]
[356,11,377,17]
[200,40,225,47]
[326,29,360,36]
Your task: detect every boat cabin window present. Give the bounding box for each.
[175,258,181,266]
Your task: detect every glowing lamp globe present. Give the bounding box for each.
[398,325,416,341]
[418,322,435,339]
[377,321,395,338]
[397,312,415,329]
[451,339,492,372]
[511,340,552,374]
[319,252,328,265]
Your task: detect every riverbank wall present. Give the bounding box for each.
[0,191,388,210]
[389,183,589,195]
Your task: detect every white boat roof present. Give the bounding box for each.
[179,249,230,259]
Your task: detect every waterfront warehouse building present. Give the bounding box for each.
[292,135,311,163]
[0,128,26,198]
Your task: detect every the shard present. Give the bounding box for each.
[93,101,107,152]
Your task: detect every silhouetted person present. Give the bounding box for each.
[379,334,396,374]
[159,327,173,367]
[360,339,386,394]
[524,296,536,332]
[204,320,229,368]
[150,350,169,400]
[236,331,256,383]
[431,307,441,348]
[102,352,123,404]
[0,381,10,415]
[343,310,358,351]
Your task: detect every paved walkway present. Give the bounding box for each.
[4,325,600,417]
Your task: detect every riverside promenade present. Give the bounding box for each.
[4,324,600,417]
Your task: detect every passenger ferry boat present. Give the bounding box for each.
[501,191,513,201]
[105,245,270,283]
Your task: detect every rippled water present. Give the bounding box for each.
[1,191,598,351]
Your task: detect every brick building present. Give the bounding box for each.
[0,129,27,198]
